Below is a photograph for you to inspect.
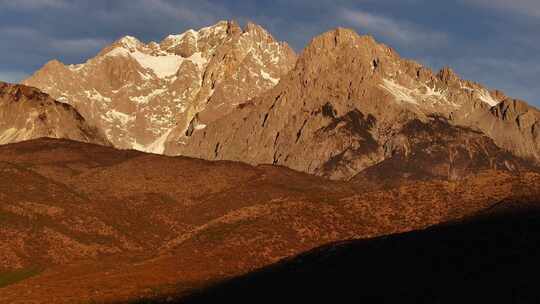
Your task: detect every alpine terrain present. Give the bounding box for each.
[168,28,540,180]
[0,82,108,146]
[0,18,539,304]
[24,21,296,153]
[25,23,540,180]
[0,139,538,303]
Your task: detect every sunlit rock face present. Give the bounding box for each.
[24,25,540,180]
[172,28,540,180]
[24,21,297,153]
[0,81,109,146]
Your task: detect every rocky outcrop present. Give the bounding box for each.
[0,82,109,145]
[455,98,540,163]
[23,25,540,180]
[354,116,532,183]
[24,21,296,153]
[167,28,538,180]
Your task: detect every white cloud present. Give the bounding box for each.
[340,9,449,49]
[132,0,226,26]
[142,0,204,21]
[0,71,29,83]
[0,0,68,9]
[51,37,109,55]
[0,26,109,63]
[463,0,540,18]
[437,55,540,105]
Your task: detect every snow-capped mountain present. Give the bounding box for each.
[24,21,296,153]
[0,82,109,146]
[23,24,539,180]
[171,28,540,179]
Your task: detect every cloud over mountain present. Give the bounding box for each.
[0,0,538,104]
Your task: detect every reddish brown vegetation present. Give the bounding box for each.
[0,139,539,303]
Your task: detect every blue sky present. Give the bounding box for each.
[0,0,538,106]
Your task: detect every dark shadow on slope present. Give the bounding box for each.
[170,198,540,304]
[353,116,538,185]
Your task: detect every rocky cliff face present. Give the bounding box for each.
[353,116,531,183]
[454,98,540,163]
[0,82,109,146]
[24,21,296,153]
[169,28,539,180]
[23,25,539,179]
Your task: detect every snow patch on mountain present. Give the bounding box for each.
[260,70,279,85]
[380,79,461,109]
[85,89,111,103]
[477,89,499,107]
[130,88,167,105]
[106,46,209,79]
[22,20,297,152]
[189,52,207,70]
[107,47,183,78]
[380,79,418,105]
[68,64,84,72]
[118,36,141,50]
[145,128,173,154]
[130,51,184,78]
[103,110,134,125]
[422,85,446,100]
[195,123,207,130]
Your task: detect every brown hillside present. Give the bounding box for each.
[0,139,539,303]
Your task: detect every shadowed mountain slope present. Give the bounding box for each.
[0,139,538,303]
[178,202,540,304]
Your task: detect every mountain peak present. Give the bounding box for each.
[305,27,360,51]
[437,66,459,84]
[24,20,297,153]
[242,21,282,45]
[243,21,268,34]
[23,22,540,175]
[299,27,388,68]
[41,59,68,72]
[168,26,540,180]
[114,35,142,50]
[199,19,236,37]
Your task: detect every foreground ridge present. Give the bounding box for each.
[180,203,540,304]
[0,82,109,145]
[0,138,538,303]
